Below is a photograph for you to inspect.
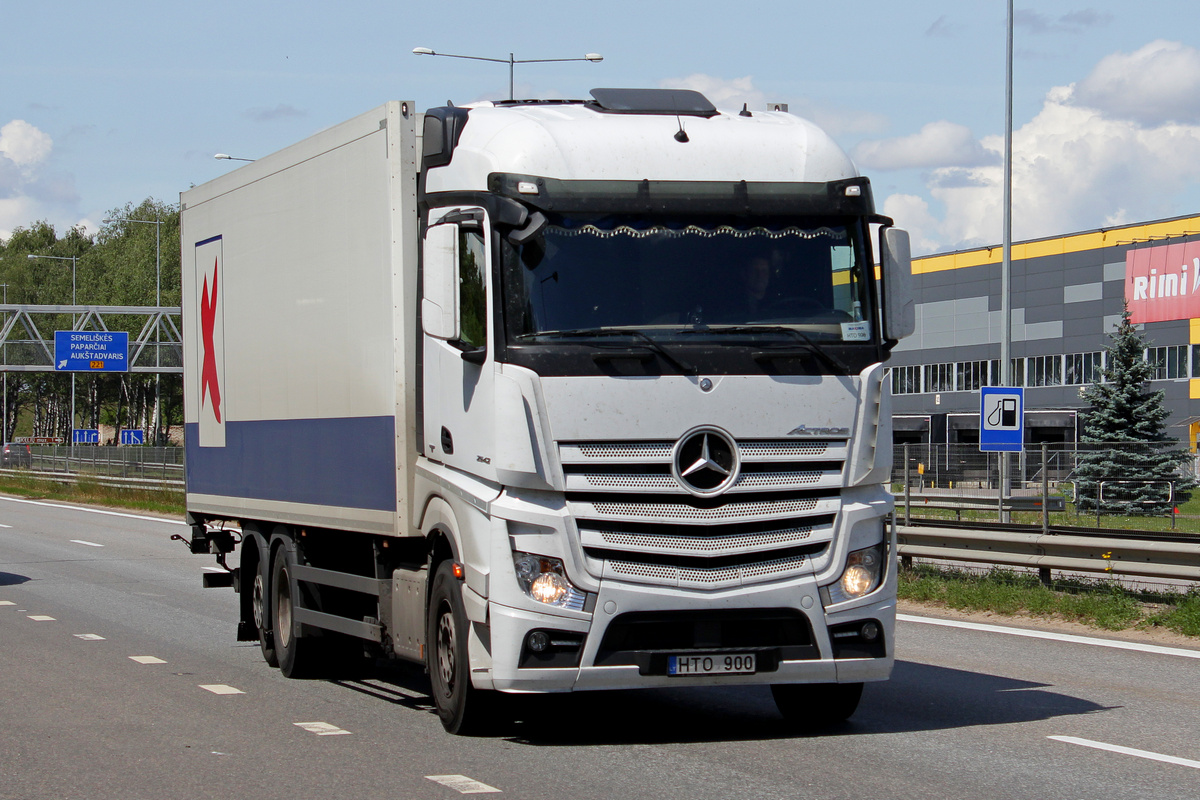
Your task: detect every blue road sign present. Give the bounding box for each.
[119,429,145,446]
[72,429,101,445]
[980,387,1024,452]
[54,331,129,372]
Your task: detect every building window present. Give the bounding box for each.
[956,360,989,391]
[923,363,954,393]
[1027,355,1062,387]
[1010,358,1025,387]
[1065,352,1103,385]
[891,365,922,394]
[1193,345,1200,378]
[1147,345,1188,380]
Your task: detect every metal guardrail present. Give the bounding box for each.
[896,523,1200,582]
[0,467,183,491]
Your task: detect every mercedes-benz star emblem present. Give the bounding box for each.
[671,426,740,497]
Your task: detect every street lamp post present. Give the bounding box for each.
[104,216,165,445]
[26,253,77,447]
[412,47,602,101]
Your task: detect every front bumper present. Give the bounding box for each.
[480,573,895,693]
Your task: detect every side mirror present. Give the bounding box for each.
[880,227,915,341]
[422,223,459,340]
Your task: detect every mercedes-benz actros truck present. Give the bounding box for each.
[181,87,915,734]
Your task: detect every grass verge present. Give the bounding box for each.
[0,472,185,517]
[900,563,1200,639]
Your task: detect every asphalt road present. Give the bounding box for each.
[2,495,1198,800]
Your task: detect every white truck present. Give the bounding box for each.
[181,88,915,734]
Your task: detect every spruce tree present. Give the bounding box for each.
[1075,307,1196,514]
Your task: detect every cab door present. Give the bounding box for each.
[421,208,495,478]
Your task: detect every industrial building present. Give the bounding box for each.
[889,213,1200,451]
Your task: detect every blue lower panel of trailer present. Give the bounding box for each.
[184,417,396,512]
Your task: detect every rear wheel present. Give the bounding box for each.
[427,562,496,735]
[771,682,863,729]
[252,553,278,667]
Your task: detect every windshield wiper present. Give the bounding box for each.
[683,324,851,374]
[519,327,697,375]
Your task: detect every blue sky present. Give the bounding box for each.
[3,1,1199,254]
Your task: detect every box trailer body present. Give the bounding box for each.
[182,90,914,733]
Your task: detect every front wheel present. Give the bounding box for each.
[771,682,863,729]
[271,540,318,679]
[426,562,497,735]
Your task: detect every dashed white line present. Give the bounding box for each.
[898,614,1200,659]
[0,523,12,528]
[294,722,352,736]
[27,615,55,621]
[70,539,104,547]
[1049,736,1200,769]
[74,633,106,640]
[0,600,14,606]
[198,684,244,695]
[425,775,501,794]
[129,655,167,664]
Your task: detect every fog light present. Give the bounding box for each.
[527,630,550,652]
[861,621,880,641]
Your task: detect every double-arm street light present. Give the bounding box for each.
[412,47,602,101]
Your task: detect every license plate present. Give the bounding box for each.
[668,653,756,676]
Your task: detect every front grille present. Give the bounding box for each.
[561,437,846,587]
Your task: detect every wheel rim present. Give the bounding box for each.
[276,565,293,649]
[252,571,266,630]
[435,602,457,695]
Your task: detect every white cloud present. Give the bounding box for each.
[0,119,84,242]
[853,121,996,171]
[0,120,52,168]
[1075,40,1200,126]
[868,41,1200,254]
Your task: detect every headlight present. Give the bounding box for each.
[513,552,586,610]
[823,543,885,605]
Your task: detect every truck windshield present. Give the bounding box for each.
[502,215,873,345]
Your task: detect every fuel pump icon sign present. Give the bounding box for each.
[979,387,1024,452]
[988,397,1018,428]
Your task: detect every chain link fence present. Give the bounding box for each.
[20,445,184,486]
[892,442,1200,523]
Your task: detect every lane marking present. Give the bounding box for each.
[1049,736,1200,770]
[294,722,352,736]
[27,615,55,621]
[74,633,106,640]
[70,539,104,547]
[425,775,501,794]
[129,655,167,664]
[199,684,244,695]
[0,600,14,606]
[0,495,187,525]
[898,614,1200,659]
[0,523,12,528]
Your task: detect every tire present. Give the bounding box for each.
[252,547,278,667]
[771,682,863,729]
[271,540,318,679]
[426,562,496,735]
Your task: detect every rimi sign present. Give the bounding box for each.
[54,331,129,372]
[1126,240,1200,324]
